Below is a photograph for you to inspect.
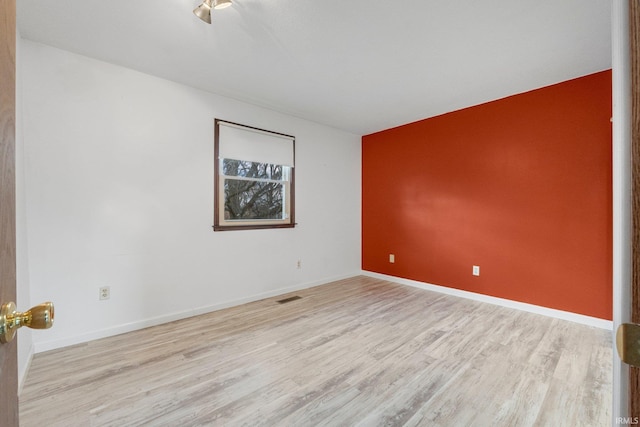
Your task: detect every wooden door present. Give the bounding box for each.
[0,0,18,426]
[632,0,640,417]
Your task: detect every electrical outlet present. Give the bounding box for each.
[99,286,110,300]
[472,265,480,276]
[389,254,395,264]
[296,260,302,269]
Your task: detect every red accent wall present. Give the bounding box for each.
[362,70,612,320]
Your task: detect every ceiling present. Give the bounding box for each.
[17,0,611,135]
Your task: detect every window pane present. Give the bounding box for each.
[223,159,283,181]
[224,178,285,220]
[214,119,295,231]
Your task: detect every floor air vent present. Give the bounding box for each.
[277,296,302,304]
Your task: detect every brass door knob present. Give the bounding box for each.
[0,302,54,344]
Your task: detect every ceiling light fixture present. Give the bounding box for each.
[193,0,233,24]
[213,0,233,10]
[193,0,213,24]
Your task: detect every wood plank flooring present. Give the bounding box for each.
[19,276,612,426]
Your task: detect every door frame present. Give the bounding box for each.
[613,0,639,420]
[630,0,640,417]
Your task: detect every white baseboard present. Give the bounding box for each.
[18,343,34,396]
[33,272,359,354]
[362,271,613,330]
[32,270,612,353]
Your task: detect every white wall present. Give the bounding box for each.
[19,40,362,352]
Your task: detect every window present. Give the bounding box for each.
[214,119,295,231]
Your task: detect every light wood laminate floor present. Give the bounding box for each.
[19,276,612,426]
